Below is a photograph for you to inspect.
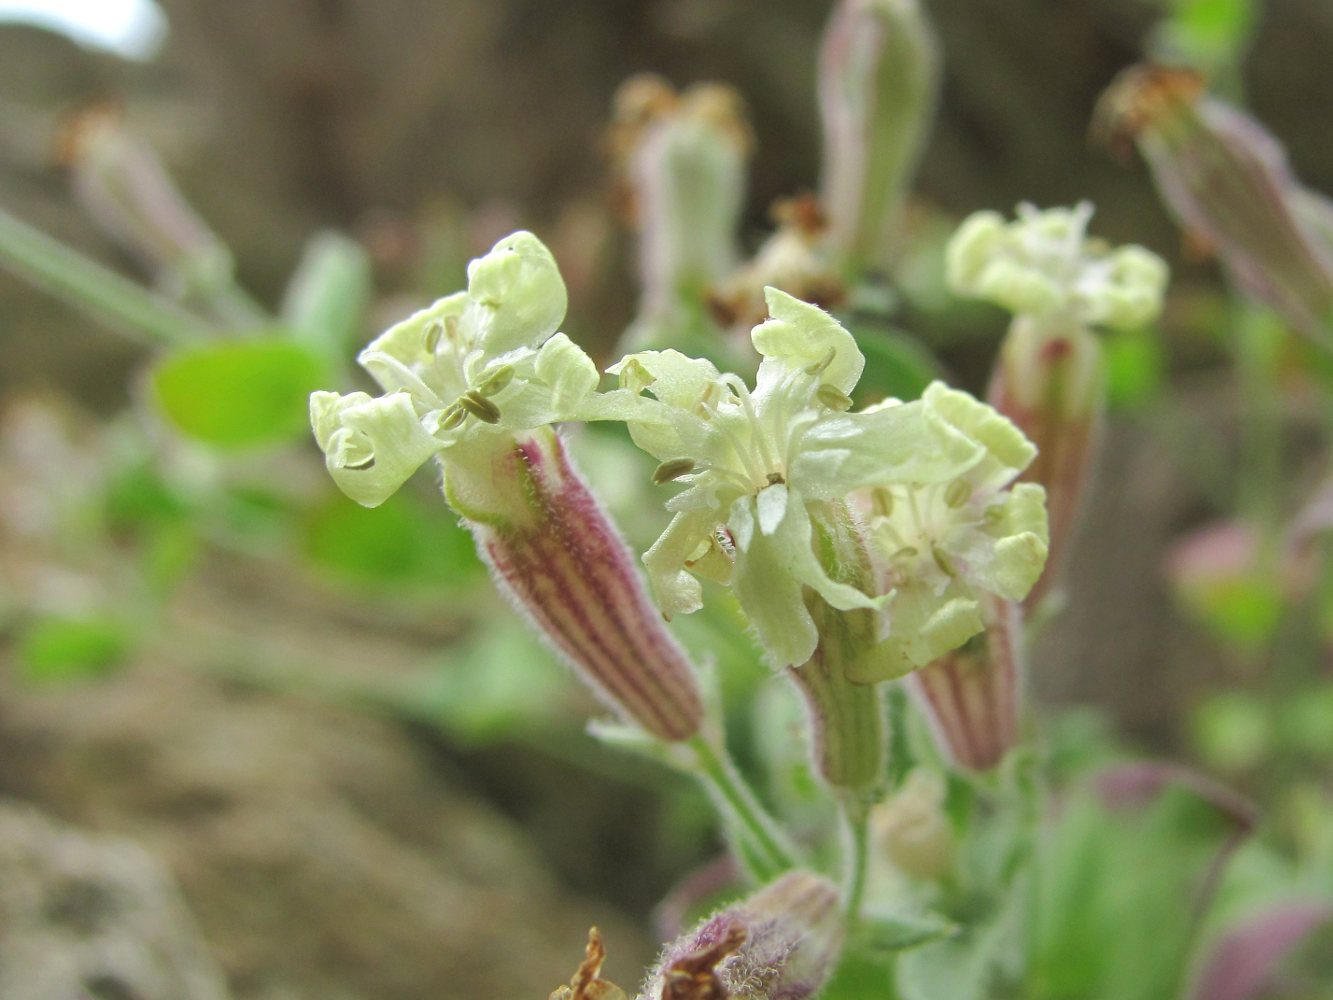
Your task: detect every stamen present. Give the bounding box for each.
[816,384,853,411]
[932,545,957,577]
[803,347,836,376]
[652,458,697,485]
[460,390,501,424]
[439,402,467,431]
[944,479,973,508]
[475,364,515,396]
[422,319,444,355]
[871,487,895,518]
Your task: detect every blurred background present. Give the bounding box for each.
[2,1,1333,998]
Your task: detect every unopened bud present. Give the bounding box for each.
[57,102,234,300]
[1096,65,1333,343]
[610,76,753,349]
[638,871,843,1000]
[873,770,955,880]
[909,594,1022,771]
[461,427,705,741]
[818,0,939,279]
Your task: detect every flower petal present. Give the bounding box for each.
[752,287,864,394]
[310,390,442,507]
[465,231,568,355]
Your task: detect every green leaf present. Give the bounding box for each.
[856,911,958,954]
[300,489,482,590]
[1191,691,1270,772]
[822,948,902,1000]
[17,615,134,682]
[414,619,570,743]
[151,337,328,448]
[1104,325,1165,411]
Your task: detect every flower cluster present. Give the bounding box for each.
[608,286,1047,674]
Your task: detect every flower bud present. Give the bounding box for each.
[638,871,843,1000]
[610,76,752,349]
[873,769,955,880]
[465,427,705,742]
[909,593,1021,771]
[1096,65,1333,343]
[57,102,234,301]
[818,0,939,279]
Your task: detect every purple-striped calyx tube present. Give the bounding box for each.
[310,231,704,741]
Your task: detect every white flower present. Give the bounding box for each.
[610,287,985,667]
[852,382,1049,681]
[946,202,1168,329]
[311,231,604,509]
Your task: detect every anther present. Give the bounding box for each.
[944,480,973,509]
[422,319,444,354]
[871,487,895,518]
[652,458,697,485]
[892,546,919,561]
[766,472,785,486]
[439,403,467,431]
[816,384,853,411]
[460,390,501,424]
[932,545,957,577]
[475,364,515,396]
[804,347,837,376]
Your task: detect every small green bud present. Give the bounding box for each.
[818,0,940,278]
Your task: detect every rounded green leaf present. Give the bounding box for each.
[151,336,328,448]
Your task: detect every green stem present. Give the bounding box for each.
[0,205,212,346]
[688,733,800,882]
[838,791,871,922]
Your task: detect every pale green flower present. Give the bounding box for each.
[310,231,604,511]
[946,202,1167,329]
[610,287,985,668]
[851,382,1049,682]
